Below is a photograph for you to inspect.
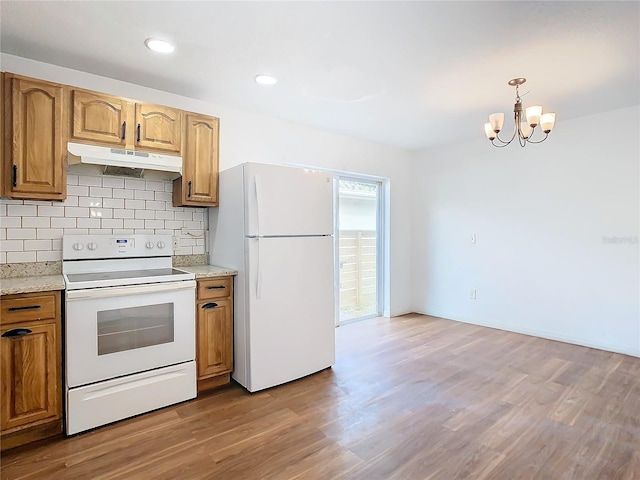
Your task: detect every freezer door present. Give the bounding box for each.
[243,236,335,392]
[244,163,333,237]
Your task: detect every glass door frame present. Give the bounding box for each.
[334,174,385,326]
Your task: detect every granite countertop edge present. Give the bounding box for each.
[1,275,66,296]
[178,265,238,278]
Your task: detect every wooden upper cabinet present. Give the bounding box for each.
[3,74,66,200]
[135,103,182,154]
[70,89,133,148]
[173,113,219,207]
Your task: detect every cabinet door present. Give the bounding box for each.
[135,103,182,154]
[6,75,66,200]
[70,89,133,148]
[173,113,219,206]
[1,321,61,431]
[197,298,233,379]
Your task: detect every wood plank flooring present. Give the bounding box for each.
[2,314,639,479]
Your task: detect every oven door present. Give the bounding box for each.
[66,280,196,388]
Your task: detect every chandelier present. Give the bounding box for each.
[484,78,556,147]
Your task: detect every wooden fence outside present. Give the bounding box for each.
[339,230,377,316]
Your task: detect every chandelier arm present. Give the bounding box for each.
[525,133,549,144]
[490,139,514,148]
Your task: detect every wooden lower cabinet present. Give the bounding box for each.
[0,291,62,451]
[195,277,233,392]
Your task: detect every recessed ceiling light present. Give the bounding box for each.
[144,38,175,54]
[255,74,278,86]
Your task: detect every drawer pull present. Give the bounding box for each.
[201,302,218,309]
[7,305,41,312]
[206,285,225,290]
[136,123,141,142]
[2,328,33,338]
[121,121,127,140]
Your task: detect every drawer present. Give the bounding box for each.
[1,292,59,325]
[197,277,232,301]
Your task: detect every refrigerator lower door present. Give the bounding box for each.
[243,235,335,392]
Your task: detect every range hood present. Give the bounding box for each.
[67,142,182,180]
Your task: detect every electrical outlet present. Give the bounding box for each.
[470,289,477,299]
[173,236,179,249]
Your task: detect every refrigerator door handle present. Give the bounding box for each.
[256,237,262,300]
[255,175,264,237]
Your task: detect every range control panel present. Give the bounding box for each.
[63,234,173,260]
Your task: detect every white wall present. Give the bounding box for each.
[411,105,640,357]
[0,54,414,317]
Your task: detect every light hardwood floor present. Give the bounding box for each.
[1,314,639,479]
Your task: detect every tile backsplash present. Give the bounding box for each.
[0,174,207,264]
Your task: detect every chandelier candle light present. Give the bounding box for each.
[484,78,556,147]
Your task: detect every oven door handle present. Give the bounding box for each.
[66,280,196,300]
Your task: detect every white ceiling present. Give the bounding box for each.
[1,1,638,151]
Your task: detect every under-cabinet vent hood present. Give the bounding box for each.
[67,142,182,180]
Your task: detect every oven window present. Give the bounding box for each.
[97,303,174,355]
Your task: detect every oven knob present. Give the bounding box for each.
[145,242,154,249]
[157,241,166,249]
[73,242,84,251]
[87,242,98,250]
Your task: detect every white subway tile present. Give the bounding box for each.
[61,196,79,207]
[22,217,51,228]
[0,217,21,228]
[184,221,203,229]
[102,218,124,229]
[144,219,164,229]
[193,211,204,221]
[112,229,135,235]
[102,177,125,188]
[155,210,174,220]
[37,250,62,261]
[193,245,205,254]
[154,229,173,235]
[90,208,113,219]
[174,247,193,255]
[24,239,52,251]
[0,229,5,240]
[38,205,65,217]
[76,218,101,228]
[124,219,145,229]
[146,200,165,210]
[175,211,192,221]
[164,183,173,193]
[1,240,23,252]
[165,201,176,211]
[0,204,5,217]
[37,228,64,240]
[0,252,5,263]
[65,207,90,217]
[165,220,183,229]
[67,173,79,186]
[134,229,154,234]
[8,205,37,216]
[0,198,24,205]
[90,186,113,198]
[68,185,89,196]
[23,200,52,206]
[181,238,197,247]
[113,188,134,199]
[78,175,102,186]
[113,209,134,219]
[155,191,172,202]
[51,217,77,228]
[145,181,166,191]
[196,238,205,246]
[90,228,110,235]
[125,199,145,209]
[79,197,103,208]
[7,251,36,263]
[134,189,154,201]
[134,209,155,220]
[7,228,36,240]
[63,228,89,235]
[125,178,145,190]
[52,238,62,250]
[103,198,124,209]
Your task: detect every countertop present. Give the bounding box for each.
[1,275,66,296]
[178,265,238,278]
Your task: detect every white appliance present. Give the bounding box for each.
[67,142,182,179]
[62,234,196,435]
[209,163,335,392]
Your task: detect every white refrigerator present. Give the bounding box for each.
[209,163,335,392]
